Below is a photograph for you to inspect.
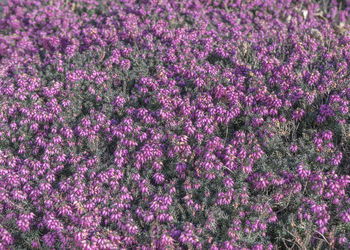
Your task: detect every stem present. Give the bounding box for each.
[123,81,126,95]
[313,229,330,246]
[284,228,304,250]
[222,165,234,175]
[282,237,295,249]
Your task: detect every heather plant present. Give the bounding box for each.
[1,0,350,249]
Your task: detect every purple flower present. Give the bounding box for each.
[330,152,343,166]
[42,232,56,248]
[339,236,347,245]
[290,143,298,153]
[292,108,305,121]
[120,59,131,71]
[153,172,165,184]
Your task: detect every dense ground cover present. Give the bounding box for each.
[1,0,350,249]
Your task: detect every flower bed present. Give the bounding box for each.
[1,0,350,249]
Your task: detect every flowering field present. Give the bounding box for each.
[1,0,350,249]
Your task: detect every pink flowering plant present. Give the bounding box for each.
[2,0,350,249]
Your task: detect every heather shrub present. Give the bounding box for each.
[1,0,350,249]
